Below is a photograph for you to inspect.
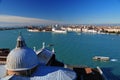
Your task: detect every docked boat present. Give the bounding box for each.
[27,28,40,32]
[52,27,67,33]
[93,56,110,61]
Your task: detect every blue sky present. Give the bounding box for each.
[0,0,120,25]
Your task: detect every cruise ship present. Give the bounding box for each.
[52,27,67,33]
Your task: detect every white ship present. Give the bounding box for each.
[52,27,67,33]
[27,28,40,32]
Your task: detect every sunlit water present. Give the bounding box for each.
[0,29,120,79]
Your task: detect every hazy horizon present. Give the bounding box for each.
[1,0,120,26]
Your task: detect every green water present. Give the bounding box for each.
[0,29,120,79]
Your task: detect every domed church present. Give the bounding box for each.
[6,33,39,76]
[3,33,76,80]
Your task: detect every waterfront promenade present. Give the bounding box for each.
[1,25,120,35]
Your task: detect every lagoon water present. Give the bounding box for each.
[0,29,120,79]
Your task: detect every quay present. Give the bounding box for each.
[1,24,120,35]
[26,24,120,35]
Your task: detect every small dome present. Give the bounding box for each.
[37,48,53,64]
[6,34,39,71]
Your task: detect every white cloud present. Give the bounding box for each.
[0,15,59,24]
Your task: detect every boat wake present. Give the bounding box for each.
[110,59,118,62]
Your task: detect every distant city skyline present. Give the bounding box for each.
[1,0,120,26]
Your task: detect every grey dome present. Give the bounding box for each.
[6,34,39,71]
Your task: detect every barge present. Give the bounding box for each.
[93,56,110,61]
